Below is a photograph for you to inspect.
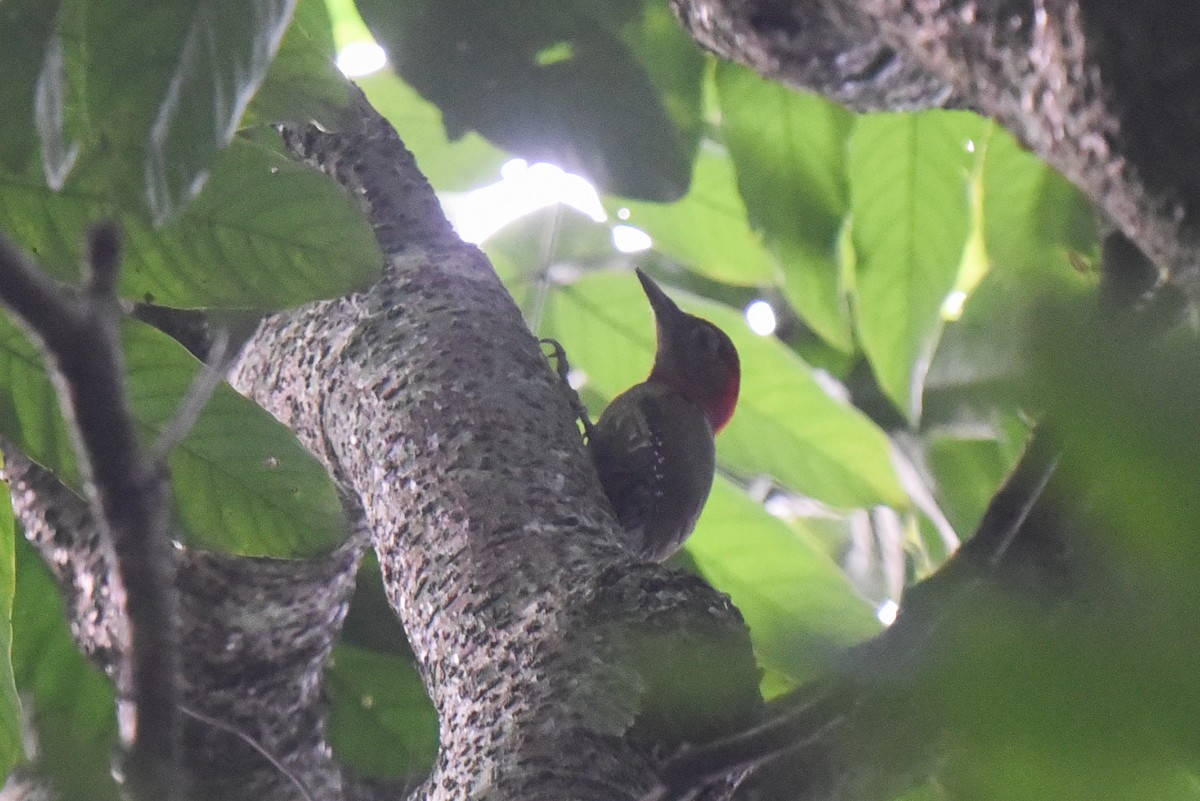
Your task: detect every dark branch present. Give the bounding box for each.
[0,226,181,801]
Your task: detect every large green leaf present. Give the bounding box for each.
[848,112,988,421]
[0,0,60,173]
[69,0,296,223]
[31,1,83,193]
[0,315,346,557]
[545,272,905,509]
[0,136,382,310]
[11,536,119,801]
[716,63,856,350]
[687,477,879,688]
[356,0,701,200]
[604,143,776,286]
[327,644,438,779]
[922,127,1097,449]
[924,422,1027,540]
[0,486,21,781]
[245,0,355,130]
[980,125,1096,274]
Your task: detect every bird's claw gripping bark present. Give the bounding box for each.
[540,337,597,440]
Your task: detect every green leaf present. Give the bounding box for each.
[0,0,61,173]
[604,143,776,286]
[0,315,346,557]
[327,644,438,779]
[11,536,119,801]
[141,136,382,308]
[716,63,856,350]
[32,2,83,191]
[848,111,988,421]
[246,0,355,129]
[0,320,78,487]
[0,485,22,780]
[0,136,383,310]
[599,0,704,171]
[924,424,1026,540]
[356,0,699,200]
[688,477,880,687]
[545,272,905,508]
[981,125,1097,274]
[81,0,297,223]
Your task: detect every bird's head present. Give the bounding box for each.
[637,269,741,432]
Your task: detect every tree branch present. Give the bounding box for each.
[0,227,181,801]
[229,89,764,799]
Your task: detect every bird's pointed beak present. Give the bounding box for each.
[635,268,686,331]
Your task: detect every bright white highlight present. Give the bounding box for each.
[811,368,851,403]
[877,598,900,626]
[500,158,529,180]
[965,139,976,153]
[445,159,606,244]
[764,494,793,519]
[566,368,588,390]
[336,41,387,77]
[941,289,968,320]
[612,225,652,253]
[745,299,777,336]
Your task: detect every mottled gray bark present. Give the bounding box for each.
[672,0,1200,295]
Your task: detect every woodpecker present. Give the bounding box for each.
[588,269,740,562]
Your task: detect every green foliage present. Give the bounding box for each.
[56,0,294,223]
[848,112,988,421]
[687,478,880,688]
[0,0,369,565]
[0,0,381,307]
[0,0,60,173]
[716,63,856,350]
[356,0,702,200]
[0,315,346,557]
[602,143,778,286]
[0,136,380,309]
[9,0,1189,797]
[246,0,356,129]
[11,535,119,801]
[327,644,439,779]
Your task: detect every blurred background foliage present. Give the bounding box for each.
[2,0,1198,799]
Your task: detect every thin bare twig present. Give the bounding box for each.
[150,327,232,464]
[179,704,316,801]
